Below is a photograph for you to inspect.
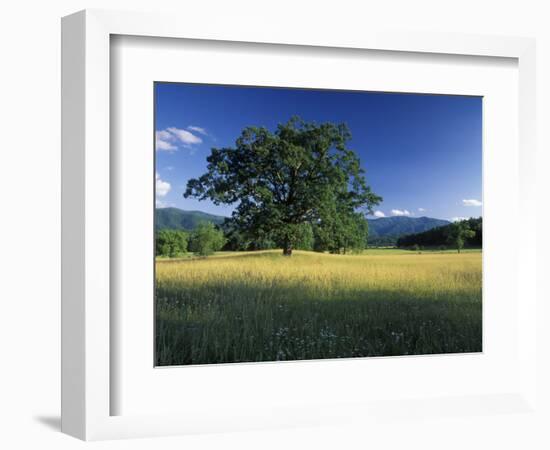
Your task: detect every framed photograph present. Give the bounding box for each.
[153,83,484,367]
[62,9,538,440]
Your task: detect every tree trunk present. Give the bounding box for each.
[282,240,293,256]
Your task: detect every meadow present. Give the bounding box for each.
[155,249,482,366]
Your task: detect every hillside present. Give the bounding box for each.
[156,207,226,231]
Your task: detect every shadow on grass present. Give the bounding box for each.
[155,281,482,367]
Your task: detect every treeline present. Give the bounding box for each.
[157,217,483,257]
[397,217,482,250]
[157,214,371,257]
[368,235,398,247]
[156,222,226,257]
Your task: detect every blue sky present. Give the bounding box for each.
[155,83,482,222]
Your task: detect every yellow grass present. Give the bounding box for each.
[156,250,482,365]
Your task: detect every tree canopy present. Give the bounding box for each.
[184,117,381,255]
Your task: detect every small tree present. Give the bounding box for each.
[188,222,226,256]
[339,213,369,254]
[155,230,189,257]
[447,221,475,253]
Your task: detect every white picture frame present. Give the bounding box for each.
[61,9,538,441]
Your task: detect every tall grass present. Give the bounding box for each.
[156,250,482,365]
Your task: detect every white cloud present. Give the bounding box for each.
[391,209,411,216]
[155,130,177,151]
[156,140,177,151]
[155,126,204,151]
[155,172,171,197]
[373,210,386,218]
[187,125,207,135]
[418,207,426,212]
[451,216,469,222]
[156,130,172,141]
[166,127,202,145]
[462,199,482,207]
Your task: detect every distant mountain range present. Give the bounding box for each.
[156,208,450,242]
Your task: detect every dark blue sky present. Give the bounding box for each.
[155,83,482,221]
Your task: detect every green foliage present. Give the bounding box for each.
[155,230,189,257]
[188,222,226,256]
[397,217,482,250]
[184,117,381,256]
[290,223,315,251]
[314,211,369,254]
[221,221,276,251]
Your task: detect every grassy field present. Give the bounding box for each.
[155,249,482,366]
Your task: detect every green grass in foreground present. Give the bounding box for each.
[155,249,482,365]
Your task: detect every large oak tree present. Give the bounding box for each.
[184,117,381,256]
